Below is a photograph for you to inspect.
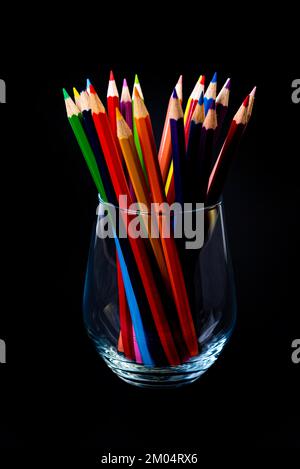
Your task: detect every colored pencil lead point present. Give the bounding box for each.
[250,86,257,96]
[198,91,204,105]
[62,88,69,99]
[123,78,128,87]
[110,70,115,81]
[86,78,91,90]
[134,86,141,99]
[172,88,178,99]
[73,87,80,99]
[200,75,205,85]
[225,78,231,89]
[211,72,217,83]
[243,95,250,107]
[134,74,140,85]
[115,108,122,120]
[89,83,96,94]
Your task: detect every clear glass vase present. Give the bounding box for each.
[83,199,236,388]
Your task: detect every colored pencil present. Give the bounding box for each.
[166,75,205,201]
[247,86,256,123]
[214,78,231,145]
[184,75,205,142]
[120,78,133,130]
[117,108,190,360]
[116,108,170,290]
[185,92,205,201]
[207,95,250,204]
[78,90,117,205]
[63,89,104,195]
[183,74,202,124]
[78,90,135,360]
[196,100,218,202]
[75,89,132,356]
[169,89,185,205]
[73,86,81,110]
[63,89,153,365]
[89,84,181,365]
[107,70,119,137]
[204,72,217,115]
[133,89,199,357]
[117,259,135,360]
[158,75,182,185]
[175,74,183,101]
[132,74,147,179]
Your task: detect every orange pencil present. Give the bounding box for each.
[116,108,170,290]
[134,89,198,357]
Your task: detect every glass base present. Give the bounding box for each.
[92,334,229,389]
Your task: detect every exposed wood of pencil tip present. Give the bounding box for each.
[216,78,231,107]
[175,75,183,102]
[133,88,148,118]
[79,91,91,112]
[233,95,249,124]
[202,104,218,130]
[120,79,132,103]
[247,86,256,122]
[169,92,184,120]
[65,94,81,118]
[116,108,132,139]
[191,97,205,124]
[88,86,106,114]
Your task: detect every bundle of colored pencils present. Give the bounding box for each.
[64,71,255,367]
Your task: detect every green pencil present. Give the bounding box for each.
[63,88,106,199]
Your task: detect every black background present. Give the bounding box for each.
[0,20,299,460]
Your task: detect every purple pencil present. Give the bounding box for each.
[120,78,133,130]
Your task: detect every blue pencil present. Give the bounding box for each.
[169,89,185,205]
[185,92,205,201]
[204,72,217,115]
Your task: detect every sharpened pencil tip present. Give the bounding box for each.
[211,72,217,83]
[200,75,205,85]
[115,108,122,120]
[123,78,128,87]
[250,86,257,97]
[73,87,80,99]
[89,83,96,94]
[86,78,91,90]
[178,75,182,84]
[198,91,204,105]
[134,86,141,99]
[110,70,115,81]
[225,78,231,89]
[243,95,250,107]
[134,74,140,85]
[62,88,69,99]
[172,88,178,99]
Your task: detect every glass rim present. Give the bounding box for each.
[98,195,222,215]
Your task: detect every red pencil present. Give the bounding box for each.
[207,95,250,204]
[107,70,119,137]
[88,84,181,366]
